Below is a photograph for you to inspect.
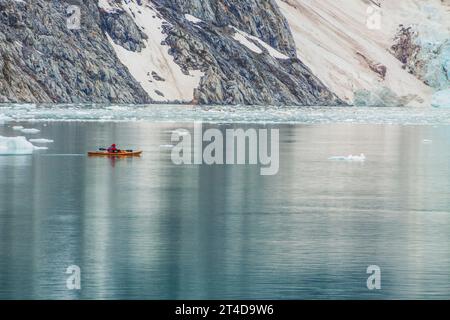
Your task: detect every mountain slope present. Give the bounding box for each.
[100,0,341,105]
[0,0,149,104]
[0,0,341,105]
[276,0,450,107]
[1,0,448,106]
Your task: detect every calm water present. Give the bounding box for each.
[1,117,450,299]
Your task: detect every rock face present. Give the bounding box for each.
[155,0,340,105]
[0,0,149,103]
[391,26,422,74]
[161,0,297,57]
[0,0,341,105]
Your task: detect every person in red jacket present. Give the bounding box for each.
[107,144,119,153]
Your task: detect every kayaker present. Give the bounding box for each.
[107,144,119,153]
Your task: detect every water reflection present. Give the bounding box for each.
[0,122,450,299]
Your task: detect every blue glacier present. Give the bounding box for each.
[432,89,450,108]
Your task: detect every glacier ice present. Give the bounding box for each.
[431,89,450,108]
[419,41,450,90]
[0,136,39,155]
[353,87,416,107]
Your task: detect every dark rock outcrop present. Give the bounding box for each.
[391,24,449,90]
[0,0,149,103]
[391,25,422,75]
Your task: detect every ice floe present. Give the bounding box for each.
[329,154,366,162]
[12,126,24,130]
[3,104,450,125]
[29,139,54,144]
[0,114,12,125]
[0,136,42,155]
[20,128,41,134]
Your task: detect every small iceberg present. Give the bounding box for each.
[329,154,366,162]
[423,139,433,144]
[0,136,41,155]
[20,128,41,134]
[29,139,54,144]
[12,126,24,131]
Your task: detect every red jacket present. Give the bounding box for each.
[107,145,118,153]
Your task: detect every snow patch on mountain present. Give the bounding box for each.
[101,0,204,102]
[184,14,202,24]
[232,27,290,60]
[232,29,264,54]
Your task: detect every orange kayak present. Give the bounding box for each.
[88,150,143,157]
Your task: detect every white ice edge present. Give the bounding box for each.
[0,135,47,155]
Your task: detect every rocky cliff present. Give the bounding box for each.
[1,0,448,106]
[0,0,341,105]
[0,0,149,103]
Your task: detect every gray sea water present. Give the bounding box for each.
[1,105,450,299]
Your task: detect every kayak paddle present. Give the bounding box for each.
[99,148,134,152]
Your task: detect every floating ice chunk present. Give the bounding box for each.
[431,89,450,108]
[423,139,433,144]
[329,154,366,162]
[0,136,38,155]
[20,128,41,134]
[0,115,12,125]
[12,126,24,130]
[29,139,54,144]
[160,144,174,149]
